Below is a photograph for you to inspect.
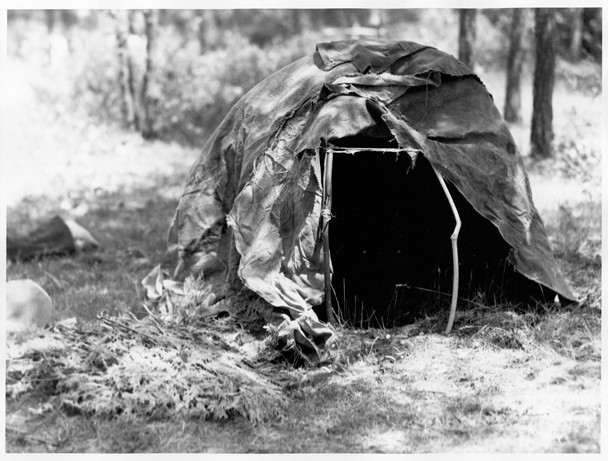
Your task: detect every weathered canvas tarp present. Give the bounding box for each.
[144,40,576,361]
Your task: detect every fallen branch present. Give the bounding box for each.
[434,170,462,334]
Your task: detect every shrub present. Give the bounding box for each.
[71,29,124,124]
[67,25,323,146]
[150,32,318,145]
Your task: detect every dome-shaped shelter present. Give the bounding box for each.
[144,40,575,362]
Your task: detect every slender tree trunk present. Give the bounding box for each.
[196,10,208,52]
[291,9,302,34]
[197,10,220,52]
[45,10,56,65]
[59,10,75,54]
[504,9,525,124]
[126,10,140,131]
[531,9,557,159]
[140,9,158,139]
[45,10,56,34]
[112,10,137,130]
[569,8,584,61]
[458,9,477,69]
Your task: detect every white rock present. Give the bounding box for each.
[6,280,53,331]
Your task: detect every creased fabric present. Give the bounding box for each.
[144,40,576,362]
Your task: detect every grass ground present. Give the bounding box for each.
[4,53,602,453]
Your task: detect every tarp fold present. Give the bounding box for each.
[144,40,576,362]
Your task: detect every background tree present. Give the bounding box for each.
[112,10,138,130]
[140,9,158,138]
[290,10,303,35]
[458,9,477,69]
[126,10,140,131]
[8,9,601,147]
[569,8,584,61]
[582,8,602,63]
[195,10,220,51]
[531,8,557,159]
[44,10,56,35]
[504,9,526,123]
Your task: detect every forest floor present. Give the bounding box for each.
[4,59,602,453]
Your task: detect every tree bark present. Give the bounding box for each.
[126,10,140,131]
[45,10,57,65]
[112,10,137,130]
[458,9,477,69]
[531,9,557,159]
[197,10,222,51]
[45,10,56,34]
[569,8,584,61]
[140,9,158,139]
[291,9,302,34]
[504,9,525,124]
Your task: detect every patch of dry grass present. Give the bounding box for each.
[249,324,599,453]
[7,314,286,424]
[6,394,259,453]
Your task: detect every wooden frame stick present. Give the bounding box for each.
[322,147,336,324]
[434,170,462,334]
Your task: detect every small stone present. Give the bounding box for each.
[6,279,53,331]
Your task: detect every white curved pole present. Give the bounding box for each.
[434,170,462,334]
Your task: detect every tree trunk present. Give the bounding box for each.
[291,9,302,34]
[112,10,137,130]
[126,10,140,131]
[45,10,56,34]
[45,10,57,65]
[140,9,158,139]
[504,9,525,124]
[531,9,557,159]
[569,8,584,61]
[458,9,477,69]
[197,10,221,51]
[59,10,76,54]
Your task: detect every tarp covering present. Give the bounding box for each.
[144,40,576,362]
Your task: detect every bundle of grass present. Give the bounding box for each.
[6,313,286,424]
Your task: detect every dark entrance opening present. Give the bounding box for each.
[319,136,549,328]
